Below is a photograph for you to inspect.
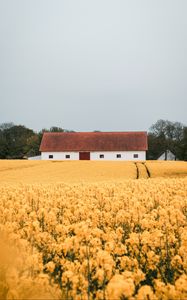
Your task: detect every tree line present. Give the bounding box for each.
[0,120,186,160]
[0,124,66,159]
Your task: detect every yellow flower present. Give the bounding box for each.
[45,261,55,273]
[136,285,156,300]
[106,274,135,299]
[175,274,187,294]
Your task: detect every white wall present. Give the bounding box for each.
[41,152,79,160]
[158,150,176,161]
[90,151,145,160]
[41,151,146,160]
[28,155,41,160]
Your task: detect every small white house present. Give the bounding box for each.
[157,150,177,161]
[40,131,148,161]
[28,155,41,160]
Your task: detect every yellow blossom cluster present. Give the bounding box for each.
[0,165,187,299]
[0,232,61,299]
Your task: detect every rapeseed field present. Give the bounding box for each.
[0,160,187,299]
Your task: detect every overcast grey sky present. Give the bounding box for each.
[0,0,187,132]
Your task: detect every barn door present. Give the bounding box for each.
[79,152,90,160]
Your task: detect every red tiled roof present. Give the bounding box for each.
[40,132,148,152]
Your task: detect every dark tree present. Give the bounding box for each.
[0,122,14,131]
[147,132,166,160]
[24,134,41,157]
[150,120,184,141]
[180,127,187,161]
[0,130,8,158]
[4,125,35,158]
[49,126,64,132]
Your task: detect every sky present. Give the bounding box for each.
[0,0,187,132]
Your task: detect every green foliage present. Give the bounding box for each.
[2,125,35,159]
[0,123,65,159]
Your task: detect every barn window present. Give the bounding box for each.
[99,154,104,158]
[65,155,70,159]
[133,154,138,158]
[49,155,53,159]
[116,154,121,158]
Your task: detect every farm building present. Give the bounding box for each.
[40,131,147,160]
[157,149,177,161]
[28,155,41,160]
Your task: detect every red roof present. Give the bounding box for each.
[40,132,148,152]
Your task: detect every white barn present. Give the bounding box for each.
[40,131,148,161]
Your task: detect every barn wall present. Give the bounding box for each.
[41,151,146,160]
[41,152,79,160]
[90,151,146,160]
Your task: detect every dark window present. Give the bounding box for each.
[116,154,121,158]
[134,154,138,158]
[99,154,104,158]
[49,155,53,159]
[65,155,70,159]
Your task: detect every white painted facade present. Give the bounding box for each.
[157,150,176,161]
[28,155,41,160]
[41,152,79,160]
[41,151,146,161]
[90,151,146,160]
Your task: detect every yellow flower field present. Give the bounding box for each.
[0,160,187,183]
[146,161,187,178]
[0,160,187,299]
[0,160,137,184]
